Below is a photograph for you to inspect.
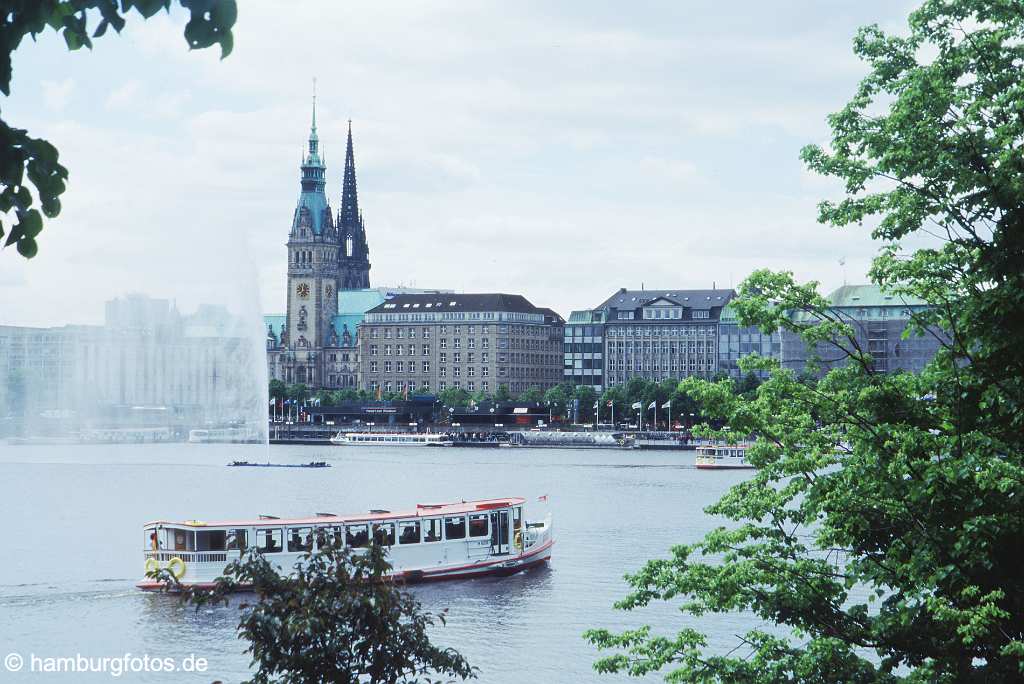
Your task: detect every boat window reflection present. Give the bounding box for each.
[423,518,442,542]
[398,521,421,544]
[257,529,283,553]
[445,516,467,540]
[373,523,395,546]
[226,529,247,551]
[287,527,314,552]
[468,514,489,538]
[346,524,369,548]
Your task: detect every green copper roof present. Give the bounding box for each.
[826,284,927,308]
[567,309,606,324]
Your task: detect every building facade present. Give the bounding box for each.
[594,288,736,386]
[718,303,780,380]
[267,99,371,389]
[358,294,564,396]
[563,309,606,392]
[780,284,943,376]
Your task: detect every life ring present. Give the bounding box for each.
[144,558,159,576]
[167,556,187,580]
[514,530,523,550]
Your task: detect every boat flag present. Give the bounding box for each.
[631,401,642,409]
[537,494,548,502]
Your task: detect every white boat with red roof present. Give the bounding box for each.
[138,497,552,590]
[694,443,757,470]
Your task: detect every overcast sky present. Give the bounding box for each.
[1,0,919,327]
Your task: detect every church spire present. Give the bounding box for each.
[306,78,320,162]
[294,80,330,235]
[339,120,359,230]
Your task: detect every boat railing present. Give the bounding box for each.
[144,550,230,564]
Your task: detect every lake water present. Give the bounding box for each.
[0,444,757,682]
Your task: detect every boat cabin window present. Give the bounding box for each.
[373,523,395,546]
[172,529,192,551]
[288,527,314,553]
[398,521,421,544]
[346,524,369,548]
[445,516,466,540]
[196,530,227,551]
[468,514,489,538]
[423,518,443,543]
[227,529,247,551]
[257,529,283,553]
[315,526,343,550]
[512,507,522,532]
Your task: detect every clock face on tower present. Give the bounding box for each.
[296,283,310,298]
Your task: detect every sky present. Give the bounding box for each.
[1,0,920,327]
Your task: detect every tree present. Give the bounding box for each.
[268,379,286,402]
[517,386,543,403]
[437,387,470,408]
[573,385,597,422]
[173,543,474,683]
[1,1,237,259]
[736,371,762,397]
[494,384,514,402]
[586,1,1024,681]
[285,383,308,404]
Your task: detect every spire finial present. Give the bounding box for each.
[311,77,318,134]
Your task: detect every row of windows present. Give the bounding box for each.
[367,324,555,337]
[606,325,716,337]
[371,344,431,356]
[217,513,493,554]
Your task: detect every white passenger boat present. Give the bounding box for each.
[694,443,757,470]
[330,432,453,447]
[138,497,553,590]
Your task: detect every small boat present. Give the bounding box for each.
[228,461,330,468]
[330,432,453,447]
[694,443,757,470]
[137,497,554,590]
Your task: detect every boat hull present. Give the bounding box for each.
[136,539,554,591]
[695,464,757,470]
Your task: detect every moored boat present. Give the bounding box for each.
[138,497,553,590]
[330,432,453,447]
[694,443,757,470]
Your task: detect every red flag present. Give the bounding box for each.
[537,494,548,502]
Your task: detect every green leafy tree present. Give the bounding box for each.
[517,386,543,403]
[312,389,333,407]
[0,1,237,259]
[285,383,308,404]
[494,384,513,402]
[736,371,762,397]
[573,384,597,422]
[600,385,627,426]
[437,387,470,408]
[586,1,1024,681]
[268,379,286,402]
[170,543,474,683]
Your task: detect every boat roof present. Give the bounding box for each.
[144,497,526,529]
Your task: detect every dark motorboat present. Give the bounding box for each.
[228,461,331,468]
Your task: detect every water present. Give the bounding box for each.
[0,444,758,683]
